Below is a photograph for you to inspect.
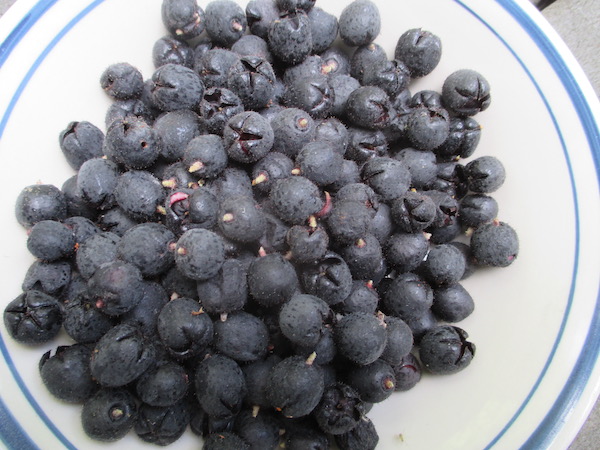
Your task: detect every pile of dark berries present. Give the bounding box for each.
[4,0,519,448]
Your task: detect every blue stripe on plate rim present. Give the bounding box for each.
[0,0,598,449]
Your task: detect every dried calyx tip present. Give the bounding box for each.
[188,161,204,173]
[252,172,268,185]
[305,352,317,366]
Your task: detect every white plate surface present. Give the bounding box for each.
[0,0,599,449]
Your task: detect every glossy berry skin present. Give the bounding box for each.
[182,134,227,180]
[268,12,313,66]
[152,109,202,162]
[394,28,442,78]
[326,200,372,245]
[266,355,325,418]
[296,141,344,187]
[117,222,175,278]
[284,418,330,450]
[329,74,360,118]
[206,167,254,201]
[392,352,422,391]
[150,63,205,112]
[432,282,475,323]
[380,316,414,366]
[286,224,329,264]
[242,354,281,409]
[470,220,519,267]
[334,415,379,450]
[88,260,145,316]
[26,220,75,262]
[100,63,144,100]
[15,184,68,228]
[218,195,266,243]
[459,193,499,228]
[313,383,365,435]
[361,58,411,98]
[442,69,491,116]
[420,243,466,287]
[22,260,72,298]
[174,228,225,281]
[164,188,219,236]
[75,231,120,280]
[157,297,213,359]
[283,76,334,119]
[279,293,330,349]
[106,97,157,128]
[205,0,247,47]
[195,354,247,419]
[90,323,155,387]
[105,116,160,169]
[346,358,396,403]
[345,86,395,130]
[384,231,429,273]
[223,111,274,164]
[346,127,388,163]
[58,120,104,170]
[114,170,164,221]
[308,7,338,54]
[3,290,63,344]
[197,258,248,315]
[350,42,387,81]
[77,158,121,211]
[301,251,353,306]
[203,431,250,449]
[246,0,279,39]
[134,401,191,446]
[227,55,276,110]
[231,34,272,62]
[213,311,269,362]
[338,0,380,47]
[465,155,506,193]
[334,312,387,365]
[419,325,475,374]
[152,34,195,69]
[269,176,323,225]
[161,0,205,40]
[270,107,316,159]
[61,175,98,220]
[390,190,437,233]
[393,148,438,190]
[251,152,294,195]
[233,408,280,450]
[62,293,114,343]
[339,234,384,281]
[135,360,189,407]
[361,157,411,202]
[120,280,169,337]
[337,281,379,315]
[197,87,244,136]
[435,116,481,161]
[382,272,433,322]
[81,388,138,442]
[195,48,241,89]
[247,253,299,307]
[39,343,98,403]
[406,105,450,151]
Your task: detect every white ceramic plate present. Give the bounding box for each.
[0,0,599,449]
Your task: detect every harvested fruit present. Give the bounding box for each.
[2,0,521,448]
